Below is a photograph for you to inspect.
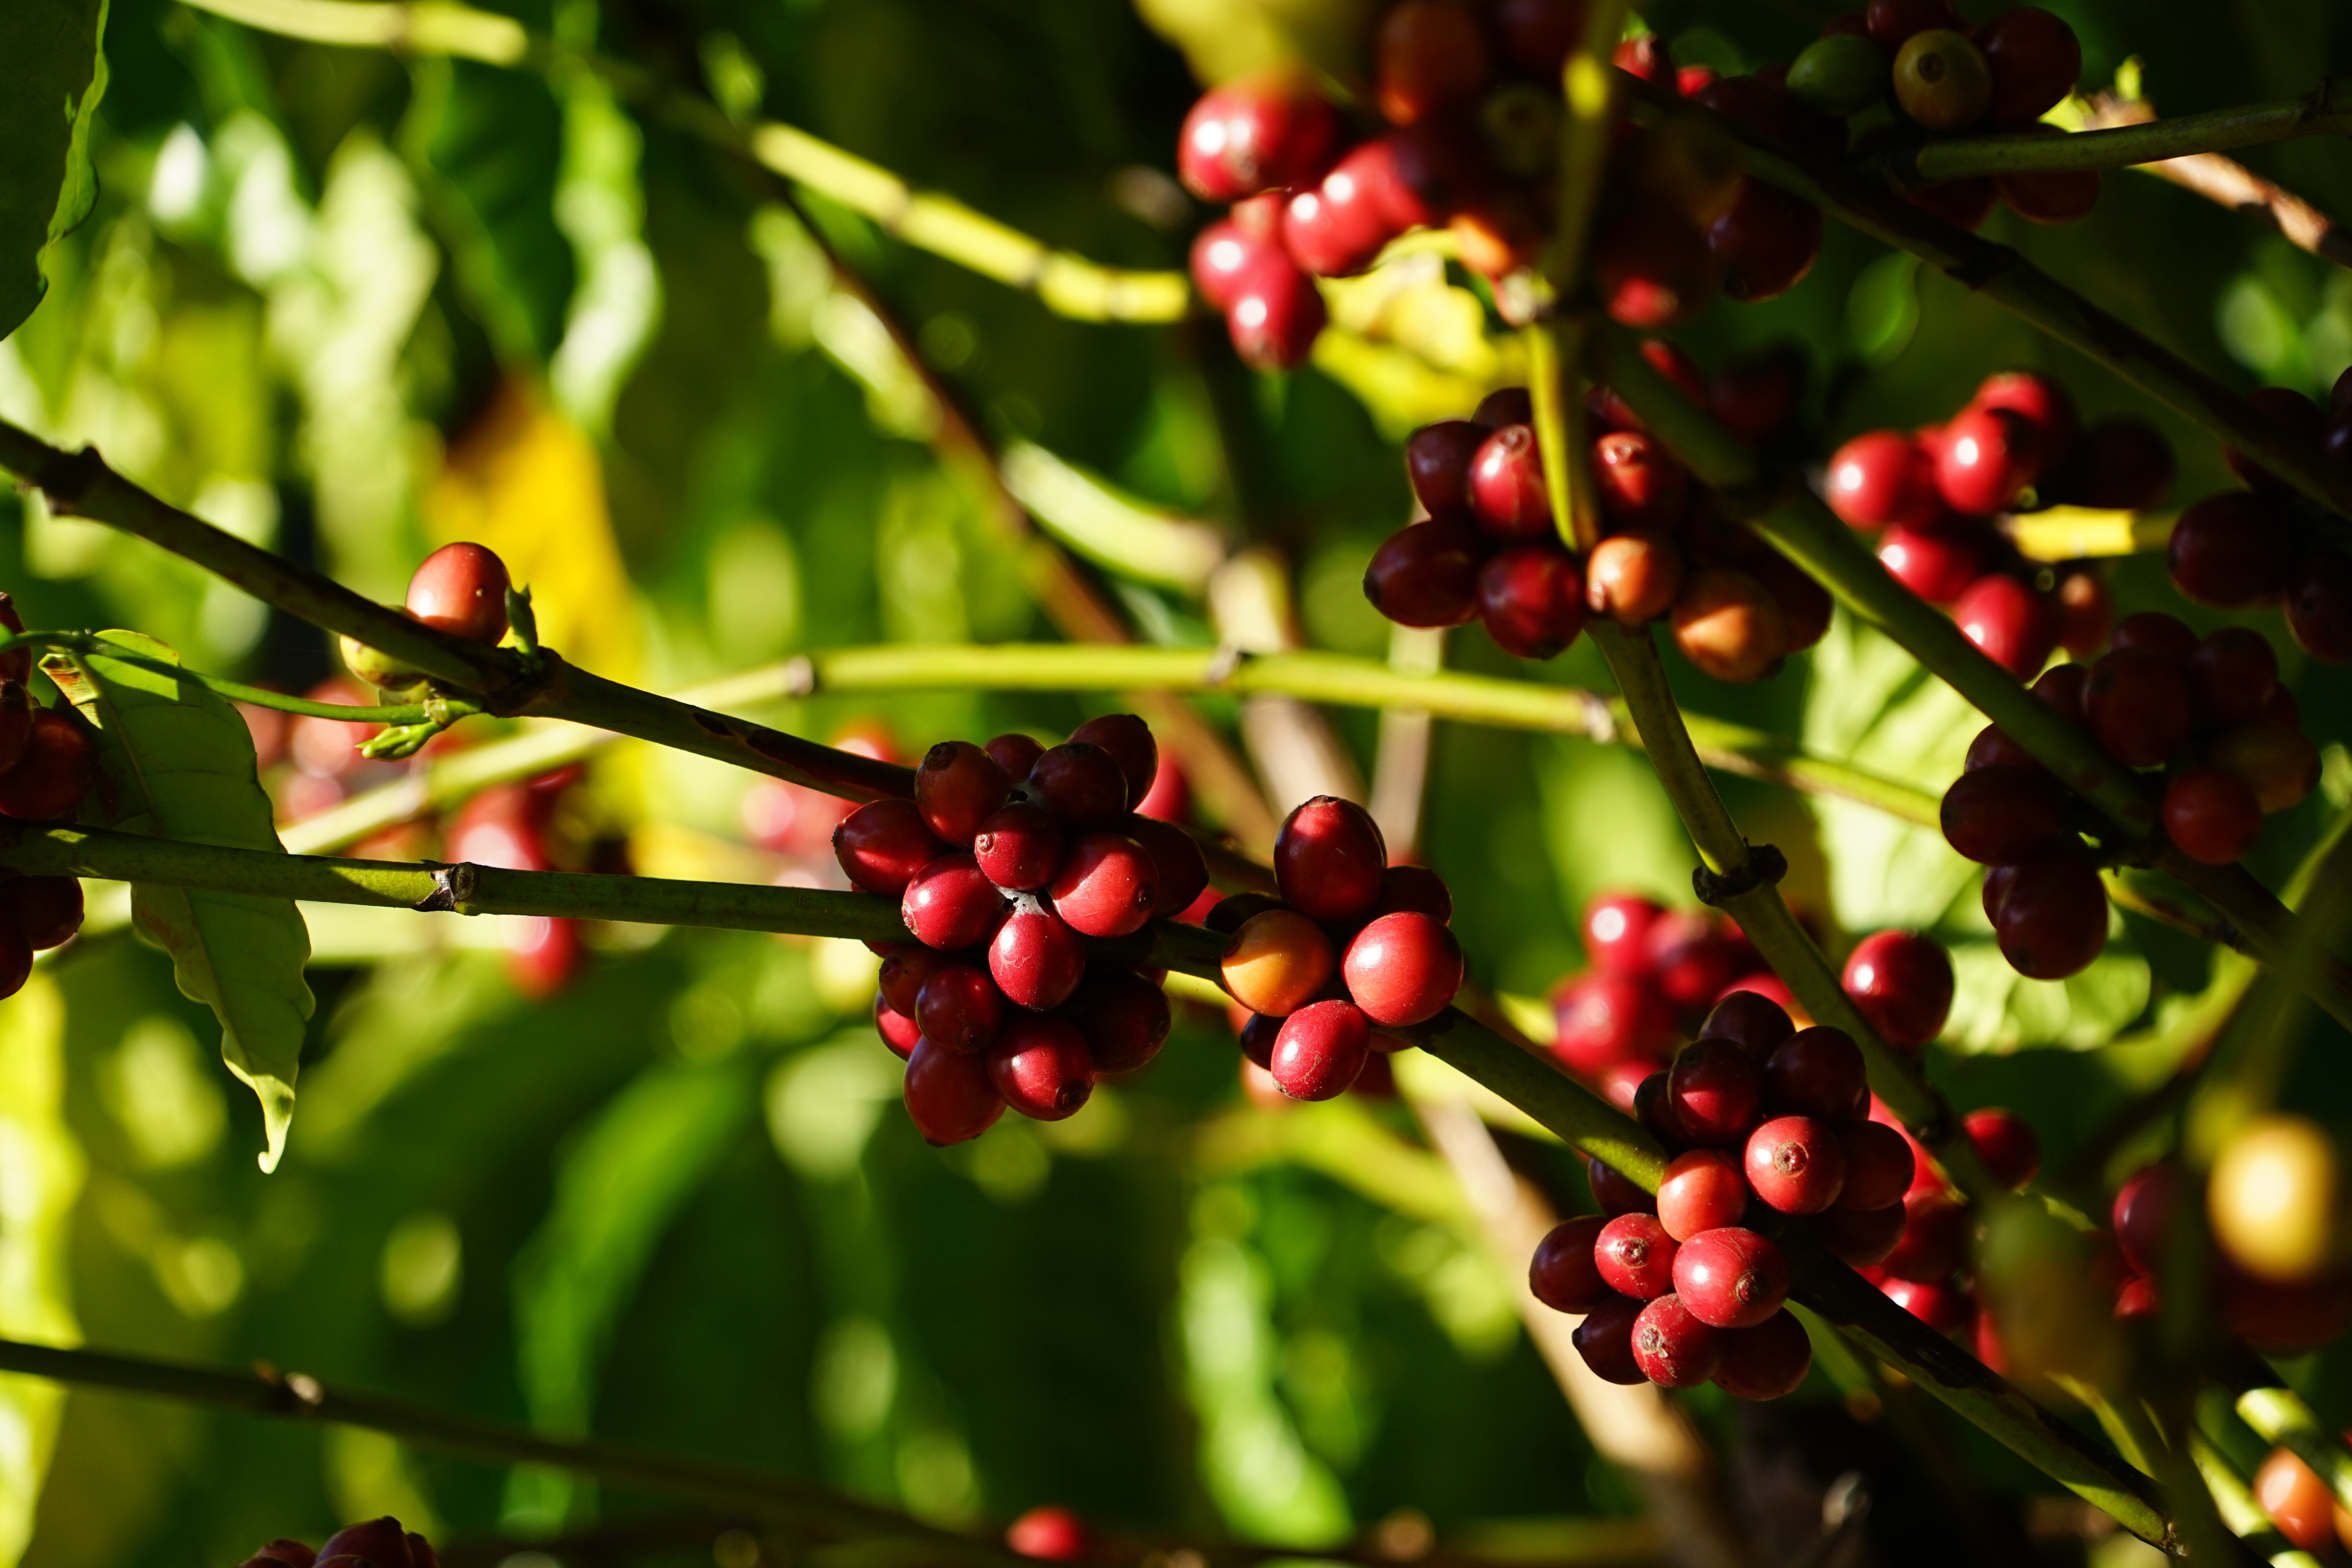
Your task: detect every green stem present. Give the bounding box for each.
[1911,82,2352,183]
[176,0,1188,324]
[0,632,456,724]
[2236,1385,2352,1527]
[0,1335,1030,1568]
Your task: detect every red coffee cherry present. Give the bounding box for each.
[1493,0,1581,78]
[1658,1149,1749,1241]
[2169,492,2302,607]
[1707,347,1806,445]
[1632,1294,1725,1387]
[1372,864,1452,923]
[915,741,1011,846]
[1955,574,2061,679]
[1745,1116,1850,1214]
[1551,973,1675,1074]
[1671,566,1789,682]
[2054,570,2114,658]
[973,801,1065,892]
[1698,988,1796,1060]
[1593,432,1690,532]
[1006,1507,1091,1562]
[1880,1275,1969,1333]
[1978,6,2080,127]
[916,964,1008,1055]
[2252,1450,2341,1556]
[1763,1027,1865,1120]
[0,710,94,822]
[904,1039,1006,1145]
[1839,1120,1918,1210]
[2111,1163,2176,1276]
[1406,421,1486,514]
[1819,1200,1907,1267]
[1572,1294,1647,1386]
[1906,176,1998,232]
[1530,1216,1613,1313]
[243,1542,320,1568]
[1591,202,1718,329]
[987,1013,1096,1121]
[1047,831,1161,939]
[1058,964,1171,1074]
[1876,521,1987,605]
[1705,183,1823,303]
[1275,795,1387,926]
[1932,406,2037,515]
[1342,911,1463,1025]
[1841,930,1953,1049]
[879,944,952,1018]
[1475,387,1533,428]
[1672,1227,1788,1329]
[1467,424,1553,541]
[2163,768,2263,866]
[1613,33,1673,82]
[1962,1107,2040,1191]
[1667,1039,1763,1148]
[321,1521,416,1568]
[1585,533,1685,626]
[407,543,512,644]
[1882,1192,1968,1282]
[1375,0,1493,125]
[902,854,1004,951]
[1826,431,1931,528]
[1584,893,1663,976]
[1479,547,1587,659]
[1939,764,2068,865]
[2107,608,2194,661]
[1121,815,1209,918]
[1283,151,1401,278]
[1588,1154,1659,1218]
[1987,848,2107,980]
[1191,218,1276,312]
[1177,73,1340,202]
[2085,645,2194,766]
[2187,628,2281,728]
[1222,909,1337,1016]
[1713,1309,1813,1400]
[2212,721,2321,814]
[835,800,947,897]
[989,904,1089,1010]
[985,733,1046,779]
[1270,998,1371,1101]
[1595,1212,1681,1300]
[1067,715,1156,809]
[1647,910,1745,1010]
[2287,548,2352,662]
[874,993,921,1060]
[1964,725,2035,773]
[1633,1069,1691,1150]
[1226,255,1327,372]
[1028,742,1129,829]
[0,875,82,949]
[1972,370,2077,466]
[1364,515,1488,630]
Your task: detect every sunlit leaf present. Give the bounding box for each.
[0,0,108,340]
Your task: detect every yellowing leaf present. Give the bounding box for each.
[47,633,316,1170]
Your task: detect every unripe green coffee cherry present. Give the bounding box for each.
[1788,33,1889,117]
[339,631,426,695]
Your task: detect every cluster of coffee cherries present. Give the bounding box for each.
[841,715,1198,1145]
[1943,610,2318,976]
[1864,1102,2039,1345]
[1364,349,1830,679]
[2167,367,2352,661]
[1825,370,2173,676]
[1209,797,1464,1101]
[237,1518,437,1568]
[0,597,94,988]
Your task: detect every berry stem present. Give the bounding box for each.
[1542,0,1638,298]
[1908,80,2352,183]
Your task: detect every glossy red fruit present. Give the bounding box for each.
[407,544,512,644]
[1591,203,1717,329]
[1880,1275,1969,1333]
[2085,646,2194,766]
[1962,1107,2040,1191]
[1999,162,2101,225]
[321,1521,415,1568]
[0,710,92,822]
[973,801,1065,892]
[1955,574,2061,678]
[1376,0,1493,125]
[1029,742,1128,829]
[1964,725,2036,773]
[1866,0,1958,53]
[1646,911,1741,1010]
[1066,715,1155,809]
[1840,1120,1918,1210]
[1372,864,1452,923]
[1191,219,1275,312]
[1122,815,1209,919]
[1596,1212,1681,1300]
[1475,388,1533,428]
[1706,183,1823,303]
[1530,1215,1613,1313]
[1227,254,1327,371]
[1692,991,1790,1062]
[1658,1149,1749,1241]
[2056,570,2113,657]
[1877,522,1987,605]
[905,1039,1005,1144]
[1059,965,1171,1074]
[1826,431,1931,528]
[1572,1294,1647,1385]
[1479,546,1587,659]
[874,993,921,1059]
[987,1013,1096,1121]
[1940,764,2068,865]
[1589,1154,1658,1218]
[0,875,81,949]
[1973,371,2076,466]
[1746,1116,1849,1215]
[990,904,1089,1010]
[916,964,1007,1055]
[1342,911,1463,1026]
[902,854,1004,951]
[1634,1070,1690,1150]
[1280,162,1394,278]
[1933,406,2038,515]
[2288,549,2352,662]
[1584,893,1663,975]
[1841,930,1953,1049]
[2164,768,2263,866]
[1467,424,1553,541]
[834,800,947,896]
[1592,432,1690,531]
[1178,74,1341,201]
[985,733,1047,779]
[915,742,1011,846]
[1714,1309,1812,1400]
[1364,515,1488,629]
[1613,34,1673,82]
[2251,1450,2340,1556]
[1978,7,2080,127]
[1006,1507,1090,1562]
[1274,796,1386,926]
[1270,998,1371,1101]
[1907,177,1998,232]
[1552,973,1675,1074]
[1047,832,1160,939]
[879,944,953,1018]
[1668,1039,1763,1147]
[1632,1293,1724,1387]
[1405,421,1485,514]
[1673,1228,1788,1329]
[1763,1027,1865,1120]
[1820,1200,1908,1267]
[2061,419,2174,510]
[1883,1192,1968,1282]
[1989,849,2107,980]
[2169,492,2302,608]
[2187,628,2280,728]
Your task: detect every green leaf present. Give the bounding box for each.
[45,633,315,1171]
[0,0,109,341]
[1940,926,2153,1055]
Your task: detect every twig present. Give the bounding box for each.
[1908,80,2352,183]
[2078,91,2352,272]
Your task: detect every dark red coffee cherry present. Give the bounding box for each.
[987,1013,1096,1121]
[901,854,1004,952]
[1372,864,1452,923]
[915,741,1011,846]
[1705,183,1822,303]
[319,1521,421,1568]
[1590,202,1718,330]
[1551,973,1675,1074]
[1632,1294,1724,1387]
[2287,549,2352,662]
[1713,1309,1812,1400]
[1596,1212,1680,1300]
[407,542,512,644]
[1647,911,1743,1010]
[1364,515,1487,629]
[1939,764,2068,865]
[1673,1227,1788,1329]
[2169,492,2302,607]
[1226,255,1327,372]
[2112,1162,2177,1276]
[1492,0,1581,77]
[1632,1069,1690,1149]
[1827,431,1931,528]
[984,733,1046,779]
[1479,546,1586,659]
[0,685,32,779]
[1987,848,2107,980]
[1342,911,1463,1025]
[1745,1116,1849,1215]
[1584,893,1663,976]
[1067,715,1156,809]
[879,944,953,1018]
[1572,1294,1647,1386]
[834,800,947,897]
[1658,1149,1749,1241]
[1905,175,1998,232]
[1819,1200,1907,1267]
[2031,660,2091,721]
[1467,424,1553,541]
[973,801,1065,892]
[1588,1153,1658,1218]
[1530,1216,1612,1313]
[989,903,1089,1010]
[1880,1192,1967,1282]
[2056,570,2113,657]
[1236,1011,1282,1071]
[1029,742,1128,829]
[1122,815,1209,918]
[0,710,93,822]
[1839,1120,1918,1210]
[1973,370,2077,467]
[1933,406,2038,515]
[916,964,1007,1055]
[1592,432,1690,532]
[2187,628,2279,729]
[2109,609,2196,662]
[2085,646,2194,766]
[1668,1039,1763,1148]
[1270,998,1371,1101]
[1586,533,1685,625]
[0,597,29,688]
[1474,387,1533,429]
[1978,6,2079,127]
[1877,522,1987,605]
[1954,574,2061,678]
[874,992,921,1059]
[1708,347,1806,444]
[1047,831,1160,939]
[1962,1107,2040,1191]
[2225,387,2325,494]
[1880,1275,1969,1333]
[1841,930,1953,1049]
[1763,1027,1865,1120]
[904,1038,1006,1145]
[1375,0,1493,125]
[1406,421,1486,514]
[1964,725,2036,773]
[0,875,81,950]
[1275,795,1387,926]
[1178,73,1341,202]
[1697,988,1796,1060]
[1058,964,1172,1074]
[2164,768,2263,866]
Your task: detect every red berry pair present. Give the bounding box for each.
[445,772,596,998]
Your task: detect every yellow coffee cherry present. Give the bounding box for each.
[1894,29,1993,132]
[2210,1115,2346,1283]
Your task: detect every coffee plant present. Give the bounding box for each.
[3,0,2352,1565]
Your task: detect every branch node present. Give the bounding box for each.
[1203,644,1245,688]
[416,864,476,914]
[1691,843,1788,906]
[781,655,816,697]
[38,446,111,515]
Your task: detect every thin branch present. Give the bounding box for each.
[0,631,463,724]
[2080,91,2352,272]
[1908,80,2352,183]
